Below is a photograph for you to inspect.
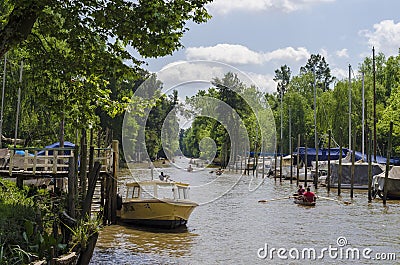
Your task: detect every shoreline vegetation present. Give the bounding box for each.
[0,177,100,265]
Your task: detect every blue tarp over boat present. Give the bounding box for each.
[37,141,75,156]
[294,147,400,166]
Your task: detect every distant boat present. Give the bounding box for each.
[373,166,400,199]
[117,180,198,228]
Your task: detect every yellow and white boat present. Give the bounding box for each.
[117,180,198,228]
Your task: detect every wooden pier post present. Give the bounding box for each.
[279,150,282,183]
[274,149,277,182]
[367,129,372,202]
[304,143,308,187]
[350,131,356,198]
[296,134,300,187]
[111,140,119,224]
[290,136,293,184]
[327,130,331,192]
[80,129,88,200]
[68,156,76,219]
[88,146,95,177]
[383,121,393,206]
[338,146,342,196]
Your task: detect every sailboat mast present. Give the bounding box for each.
[313,66,318,188]
[373,47,377,161]
[348,64,351,150]
[362,72,365,159]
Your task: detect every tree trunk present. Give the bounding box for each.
[0,1,45,57]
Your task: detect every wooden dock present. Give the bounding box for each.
[0,141,119,224]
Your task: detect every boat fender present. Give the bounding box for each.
[117,194,123,210]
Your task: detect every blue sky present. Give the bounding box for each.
[140,0,400,94]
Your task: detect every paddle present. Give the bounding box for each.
[258,196,293,203]
[317,196,351,205]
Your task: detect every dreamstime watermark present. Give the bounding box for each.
[257,236,397,261]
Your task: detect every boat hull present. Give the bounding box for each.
[293,198,316,206]
[118,199,198,229]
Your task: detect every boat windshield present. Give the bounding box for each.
[126,185,140,199]
[176,186,189,200]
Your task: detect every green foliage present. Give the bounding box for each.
[23,220,67,260]
[0,0,212,147]
[68,214,101,252]
[0,179,38,263]
[182,72,269,166]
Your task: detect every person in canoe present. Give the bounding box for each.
[297,185,305,196]
[159,172,170,181]
[302,187,316,203]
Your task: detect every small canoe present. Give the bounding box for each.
[293,197,316,206]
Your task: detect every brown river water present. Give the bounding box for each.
[90,161,400,264]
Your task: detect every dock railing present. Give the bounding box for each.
[4,146,113,176]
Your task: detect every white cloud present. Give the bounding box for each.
[207,0,335,14]
[155,61,278,97]
[186,44,310,65]
[336,48,349,58]
[186,44,264,65]
[360,20,400,57]
[264,47,310,62]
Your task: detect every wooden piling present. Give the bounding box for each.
[16,175,23,189]
[338,146,342,196]
[314,139,318,190]
[383,121,393,206]
[274,149,277,181]
[111,140,119,224]
[100,174,106,226]
[367,129,372,202]
[304,143,308,187]
[73,145,79,198]
[88,146,94,174]
[80,140,88,200]
[279,151,282,183]
[68,157,76,219]
[296,134,300,187]
[327,129,331,192]
[290,136,293,184]
[350,130,356,198]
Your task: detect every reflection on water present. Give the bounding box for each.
[91,166,400,264]
[92,224,197,264]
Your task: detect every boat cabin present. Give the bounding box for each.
[125,181,191,201]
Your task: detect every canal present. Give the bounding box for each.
[90,162,400,264]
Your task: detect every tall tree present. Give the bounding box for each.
[273,64,291,96]
[300,54,335,91]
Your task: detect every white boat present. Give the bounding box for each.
[117,180,198,228]
[373,166,400,199]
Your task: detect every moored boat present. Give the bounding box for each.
[117,180,198,228]
[373,166,400,199]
